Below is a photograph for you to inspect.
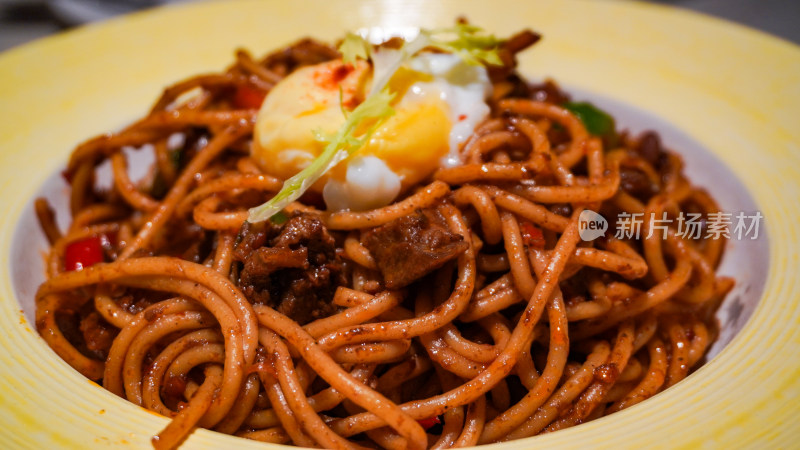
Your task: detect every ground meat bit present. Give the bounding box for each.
[593,363,620,384]
[528,79,571,105]
[79,311,118,357]
[262,38,340,76]
[362,208,469,289]
[163,374,187,400]
[234,220,274,261]
[234,214,345,325]
[620,168,655,200]
[635,131,667,168]
[487,30,541,83]
[550,203,573,218]
[159,220,212,263]
[50,304,118,362]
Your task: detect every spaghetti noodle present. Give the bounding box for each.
[34,28,732,450]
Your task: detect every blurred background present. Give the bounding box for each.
[0,0,798,51]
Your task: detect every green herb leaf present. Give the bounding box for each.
[562,101,617,145]
[424,24,504,66]
[270,210,289,225]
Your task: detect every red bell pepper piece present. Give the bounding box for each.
[64,236,104,271]
[233,84,267,110]
[520,221,546,248]
[417,416,441,430]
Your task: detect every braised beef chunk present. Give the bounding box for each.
[363,209,469,289]
[234,214,344,324]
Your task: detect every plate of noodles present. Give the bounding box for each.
[1,0,799,448]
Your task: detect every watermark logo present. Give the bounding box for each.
[578,210,608,241]
[614,211,763,240]
[577,209,762,242]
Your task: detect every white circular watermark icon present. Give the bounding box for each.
[578,210,608,241]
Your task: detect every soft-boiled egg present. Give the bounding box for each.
[252,51,491,211]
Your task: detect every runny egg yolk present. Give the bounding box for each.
[252,52,491,211]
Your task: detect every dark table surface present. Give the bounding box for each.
[1,0,799,52]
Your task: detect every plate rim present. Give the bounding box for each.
[0,0,799,448]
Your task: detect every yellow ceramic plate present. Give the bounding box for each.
[1,0,799,448]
